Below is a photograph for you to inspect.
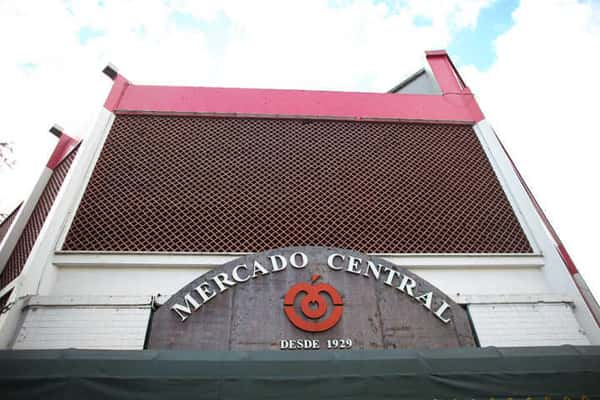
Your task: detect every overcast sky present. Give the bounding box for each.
[1,0,599,294]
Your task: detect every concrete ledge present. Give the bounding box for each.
[53,252,545,269]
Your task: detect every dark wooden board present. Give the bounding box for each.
[148,247,476,350]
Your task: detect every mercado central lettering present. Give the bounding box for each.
[171,251,452,324]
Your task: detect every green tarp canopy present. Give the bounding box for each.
[1,346,599,399]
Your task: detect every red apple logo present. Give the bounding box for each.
[283,274,344,332]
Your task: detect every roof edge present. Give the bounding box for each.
[101,50,484,124]
[387,68,427,93]
[46,129,80,170]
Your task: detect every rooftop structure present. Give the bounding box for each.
[0,50,599,398]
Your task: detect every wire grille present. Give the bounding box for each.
[0,149,77,289]
[63,115,532,254]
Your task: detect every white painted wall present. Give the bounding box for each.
[45,254,550,300]
[49,266,211,296]
[469,303,589,347]
[40,260,586,348]
[475,120,600,344]
[392,69,442,95]
[415,267,549,298]
[13,306,150,350]
[51,265,546,298]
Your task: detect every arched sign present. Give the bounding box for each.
[148,247,475,350]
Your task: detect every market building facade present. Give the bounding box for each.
[0,50,599,398]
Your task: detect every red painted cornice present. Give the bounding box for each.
[103,50,484,124]
[46,133,79,170]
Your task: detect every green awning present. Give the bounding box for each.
[1,346,599,399]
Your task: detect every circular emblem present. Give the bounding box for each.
[283,274,344,332]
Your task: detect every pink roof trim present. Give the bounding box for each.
[104,75,129,111]
[46,134,79,170]
[103,50,484,123]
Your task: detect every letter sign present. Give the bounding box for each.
[150,247,476,350]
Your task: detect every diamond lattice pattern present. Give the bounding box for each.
[63,115,532,254]
[1,149,77,289]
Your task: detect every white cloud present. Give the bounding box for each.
[1,0,493,214]
[405,0,495,29]
[461,0,600,295]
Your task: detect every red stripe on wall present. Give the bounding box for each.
[112,85,483,123]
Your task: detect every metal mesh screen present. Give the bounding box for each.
[0,149,77,289]
[63,115,532,254]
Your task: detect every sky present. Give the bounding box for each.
[0,0,599,294]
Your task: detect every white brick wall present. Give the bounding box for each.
[13,307,150,350]
[468,303,590,347]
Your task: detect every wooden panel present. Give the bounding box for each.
[149,247,476,350]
